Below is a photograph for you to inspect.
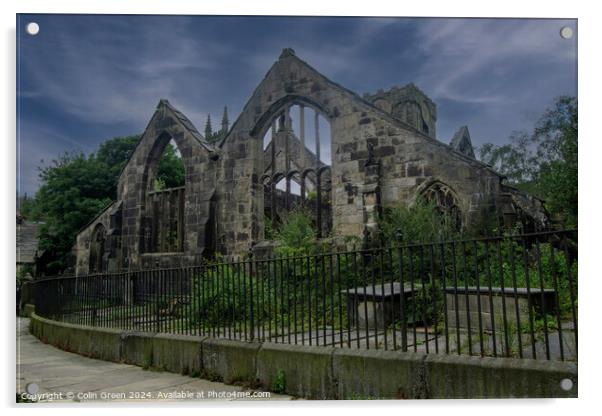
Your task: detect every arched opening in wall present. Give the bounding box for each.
[152,140,185,191]
[142,138,186,253]
[89,223,107,274]
[394,100,429,136]
[421,182,462,230]
[261,102,332,238]
[204,192,218,258]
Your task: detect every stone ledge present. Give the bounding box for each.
[28,313,578,399]
[121,331,157,367]
[256,342,335,399]
[22,303,35,318]
[332,348,427,399]
[153,333,205,375]
[30,313,122,362]
[201,337,261,384]
[424,353,577,399]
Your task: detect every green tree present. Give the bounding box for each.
[154,143,185,190]
[478,131,538,188]
[532,96,578,227]
[95,135,140,197]
[479,96,577,227]
[28,152,115,273]
[18,194,37,219]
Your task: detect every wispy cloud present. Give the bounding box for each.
[20,16,223,125]
[241,17,407,81]
[412,19,576,105]
[17,15,577,196]
[16,120,91,195]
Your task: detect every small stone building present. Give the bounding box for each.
[74,48,546,274]
[17,214,40,275]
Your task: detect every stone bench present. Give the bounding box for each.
[341,283,558,332]
[340,283,421,330]
[444,286,557,331]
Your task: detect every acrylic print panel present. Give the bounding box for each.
[16,14,577,402]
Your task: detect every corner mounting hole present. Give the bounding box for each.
[560,378,573,391]
[560,26,573,39]
[25,382,39,394]
[26,22,40,36]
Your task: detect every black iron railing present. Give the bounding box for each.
[34,230,577,361]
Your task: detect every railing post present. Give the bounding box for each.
[151,269,161,332]
[395,228,408,352]
[248,250,255,341]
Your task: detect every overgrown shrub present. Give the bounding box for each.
[188,264,253,328]
[379,200,461,245]
[274,209,329,257]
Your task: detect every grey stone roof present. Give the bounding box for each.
[160,99,218,154]
[16,221,40,264]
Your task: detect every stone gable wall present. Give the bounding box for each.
[215,51,506,251]
[77,101,219,272]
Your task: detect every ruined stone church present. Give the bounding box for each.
[75,48,547,274]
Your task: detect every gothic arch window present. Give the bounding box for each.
[89,223,106,273]
[393,100,429,135]
[142,134,186,253]
[421,182,462,229]
[404,101,421,129]
[259,101,332,238]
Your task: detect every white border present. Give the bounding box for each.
[3,0,600,414]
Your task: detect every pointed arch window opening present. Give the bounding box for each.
[421,182,462,230]
[261,102,333,238]
[89,223,107,274]
[143,136,186,254]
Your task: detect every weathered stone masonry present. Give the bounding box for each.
[75,48,546,274]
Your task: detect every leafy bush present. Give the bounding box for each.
[405,281,444,326]
[274,209,329,257]
[272,369,286,393]
[185,254,351,334]
[264,215,274,240]
[188,264,253,328]
[379,200,461,245]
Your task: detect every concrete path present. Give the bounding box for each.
[16,318,292,403]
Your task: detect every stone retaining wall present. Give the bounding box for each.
[29,312,577,399]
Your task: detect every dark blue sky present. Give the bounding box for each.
[16,14,577,196]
